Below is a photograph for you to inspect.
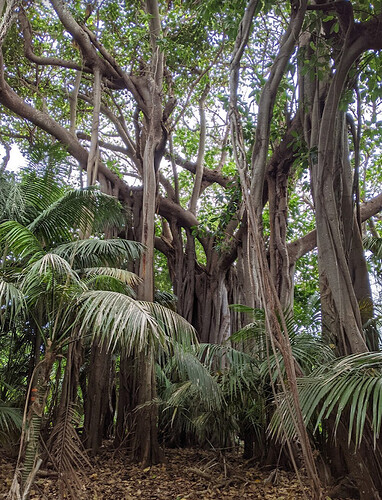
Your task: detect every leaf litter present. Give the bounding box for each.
[0,446,344,499]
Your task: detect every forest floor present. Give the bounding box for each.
[0,446,344,499]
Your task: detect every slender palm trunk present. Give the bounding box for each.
[8,345,55,500]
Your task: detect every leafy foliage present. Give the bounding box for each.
[271,352,382,449]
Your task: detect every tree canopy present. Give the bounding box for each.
[1,1,382,499]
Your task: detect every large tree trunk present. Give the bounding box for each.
[229,2,322,498]
[299,10,382,497]
[167,225,243,344]
[83,341,113,454]
[267,151,294,309]
[114,352,136,449]
[133,76,165,464]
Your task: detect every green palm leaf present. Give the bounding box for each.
[363,236,382,259]
[270,352,382,448]
[170,345,223,410]
[27,188,124,246]
[0,279,26,325]
[21,254,85,316]
[82,267,140,286]
[21,175,65,217]
[144,302,197,347]
[23,253,83,288]
[77,291,167,353]
[54,238,144,268]
[82,266,140,296]
[0,221,43,260]
[0,176,27,223]
[0,404,22,436]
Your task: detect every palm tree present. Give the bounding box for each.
[0,175,135,496]
[1,173,198,498]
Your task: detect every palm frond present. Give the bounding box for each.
[48,404,91,497]
[0,279,26,325]
[82,267,140,286]
[27,188,124,246]
[261,333,335,382]
[54,238,144,268]
[154,291,177,309]
[21,254,85,321]
[363,236,382,259]
[0,176,27,223]
[0,403,22,435]
[144,301,197,347]
[229,305,334,378]
[22,253,83,293]
[170,345,223,410]
[0,221,43,259]
[77,291,167,353]
[83,274,136,295]
[21,174,65,215]
[196,343,258,373]
[270,352,382,448]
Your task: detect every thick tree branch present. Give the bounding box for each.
[76,132,129,155]
[49,0,153,118]
[288,191,382,263]
[0,0,19,45]
[86,66,101,186]
[19,9,86,72]
[145,0,164,88]
[165,152,230,188]
[0,56,124,188]
[189,84,209,214]
[69,71,82,136]
[81,25,149,115]
[250,0,308,211]
[158,196,198,228]
[50,0,110,71]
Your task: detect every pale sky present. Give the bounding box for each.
[1,145,26,173]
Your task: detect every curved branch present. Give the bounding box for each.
[49,0,100,66]
[165,152,230,188]
[287,190,382,264]
[81,25,149,114]
[250,0,308,211]
[76,132,129,155]
[0,57,124,190]
[19,9,86,72]
[0,0,19,46]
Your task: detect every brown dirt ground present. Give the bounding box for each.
[0,446,336,499]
